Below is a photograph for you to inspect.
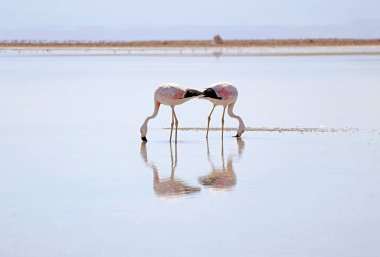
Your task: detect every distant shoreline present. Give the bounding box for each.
[1,39,380,49]
[2,39,380,57]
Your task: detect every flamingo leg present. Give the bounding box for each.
[169,109,174,142]
[206,105,216,138]
[221,106,226,138]
[172,107,179,142]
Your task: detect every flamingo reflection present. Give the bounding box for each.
[140,142,201,199]
[198,138,245,191]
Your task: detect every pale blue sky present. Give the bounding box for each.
[1,0,379,29]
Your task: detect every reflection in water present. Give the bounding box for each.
[198,138,245,192]
[140,142,201,199]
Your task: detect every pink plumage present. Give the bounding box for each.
[155,84,187,105]
[140,83,201,142]
[214,85,236,100]
[200,82,245,138]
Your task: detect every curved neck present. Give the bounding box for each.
[146,102,160,121]
[227,104,245,130]
[141,101,160,130]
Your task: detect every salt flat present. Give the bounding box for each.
[0,54,379,257]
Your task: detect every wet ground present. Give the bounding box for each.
[1,54,380,257]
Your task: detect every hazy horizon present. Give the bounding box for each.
[1,0,380,40]
[1,20,380,41]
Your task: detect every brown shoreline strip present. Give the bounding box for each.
[1,38,380,49]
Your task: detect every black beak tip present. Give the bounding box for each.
[141,136,147,142]
[234,134,241,138]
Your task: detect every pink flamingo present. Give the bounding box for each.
[201,82,246,138]
[140,83,201,142]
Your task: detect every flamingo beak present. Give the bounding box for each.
[141,136,147,142]
[234,132,243,137]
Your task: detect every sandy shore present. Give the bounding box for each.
[1,39,380,56]
[1,39,380,49]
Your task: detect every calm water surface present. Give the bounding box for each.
[1,55,380,257]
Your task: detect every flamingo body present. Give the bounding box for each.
[202,83,238,106]
[155,84,197,106]
[201,82,245,138]
[140,83,201,141]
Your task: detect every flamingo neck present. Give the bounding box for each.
[146,103,160,122]
[227,104,245,131]
[140,101,160,137]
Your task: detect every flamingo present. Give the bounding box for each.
[140,83,201,142]
[200,82,246,138]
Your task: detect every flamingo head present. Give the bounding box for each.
[140,124,148,141]
[235,122,245,137]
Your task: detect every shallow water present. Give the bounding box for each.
[2,46,380,57]
[1,55,380,257]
